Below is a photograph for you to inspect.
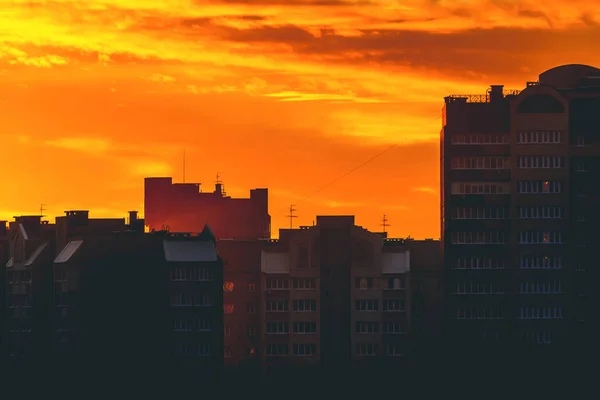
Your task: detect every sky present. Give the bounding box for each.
[1,0,600,239]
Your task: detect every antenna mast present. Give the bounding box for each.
[40,204,46,217]
[216,172,221,184]
[183,149,186,183]
[381,214,390,233]
[287,205,298,229]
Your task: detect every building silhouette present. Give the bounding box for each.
[144,177,270,239]
[51,226,224,380]
[259,216,411,375]
[441,64,600,364]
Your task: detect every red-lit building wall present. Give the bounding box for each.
[144,177,270,240]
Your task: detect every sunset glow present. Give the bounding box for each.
[2,0,600,238]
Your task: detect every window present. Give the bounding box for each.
[293,343,316,356]
[519,281,562,294]
[455,307,504,320]
[292,278,316,290]
[517,180,562,194]
[382,322,406,335]
[246,302,256,314]
[198,344,212,357]
[356,343,378,356]
[197,319,211,331]
[223,281,234,292]
[519,307,563,320]
[517,156,563,169]
[224,304,234,314]
[266,278,289,290]
[517,131,562,144]
[293,322,317,334]
[451,182,508,195]
[356,322,378,334]
[451,207,508,220]
[451,231,506,244]
[518,206,562,219]
[520,255,562,269]
[453,257,505,269]
[170,267,213,281]
[266,300,289,312]
[225,324,231,335]
[519,231,563,244]
[266,344,288,356]
[248,283,256,292]
[575,160,587,172]
[455,282,504,294]
[383,299,405,312]
[174,319,192,331]
[247,326,257,336]
[383,277,405,290]
[355,299,378,311]
[451,134,509,145]
[292,299,316,312]
[577,136,585,146]
[385,344,404,357]
[450,156,510,169]
[355,277,376,289]
[266,322,289,334]
[225,347,232,358]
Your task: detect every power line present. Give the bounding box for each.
[284,143,398,210]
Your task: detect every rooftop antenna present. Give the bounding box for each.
[183,148,186,183]
[216,172,222,184]
[381,214,390,233]
[287,205,297,229]
[40,204,46,217]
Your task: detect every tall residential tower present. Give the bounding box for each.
[441,64,599,361]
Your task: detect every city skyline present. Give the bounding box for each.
[2,1,600,239]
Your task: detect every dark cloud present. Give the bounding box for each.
[211,24,600,81]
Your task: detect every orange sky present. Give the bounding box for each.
[2,0,600,239]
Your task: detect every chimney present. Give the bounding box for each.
[215,183,223,195]
[489,85,504,102]
[129,211,138,223]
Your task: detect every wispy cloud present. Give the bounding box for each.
[412,186,437,195]
[44,137,112,153]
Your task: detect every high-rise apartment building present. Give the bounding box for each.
[441,64,600,360]
[259,216,411,374]
[144,177,270,239]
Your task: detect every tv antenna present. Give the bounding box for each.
[216,172,222,184]
[287,205,297,229]
[183,148,186,183]
[381,214,390,233]
[40,204,46,217]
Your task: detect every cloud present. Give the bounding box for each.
[412,186,437,195]
[44,137,112,153]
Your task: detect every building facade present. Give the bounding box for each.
[216,239,263,369]
[259,216,411,373]
[144,177,270,240]
[51,226,224,378]
[441,64,600,362]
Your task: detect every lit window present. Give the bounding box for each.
[543,233,549,243]
[543,181,549,193]
[223,281,234,292]
[224,304,234,314]
[248,283,256,292]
